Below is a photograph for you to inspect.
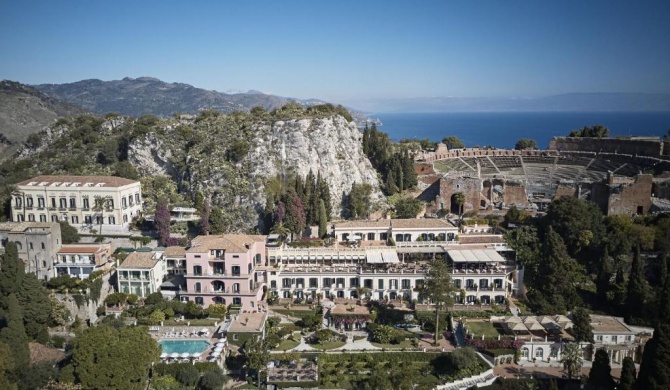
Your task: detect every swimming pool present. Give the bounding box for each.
[159,340,211,354]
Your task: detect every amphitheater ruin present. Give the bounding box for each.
[416,136,670,216]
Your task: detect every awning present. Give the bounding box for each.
[447,249,506,263]
[366,250,399,264]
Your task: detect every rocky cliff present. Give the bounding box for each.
[127,112,385,231]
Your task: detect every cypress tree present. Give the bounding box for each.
[401,149,417,189]
[619,356,636,390]
[587,348,614,390]
[199,200,210,235]
[318,200,327,239]
[0,242,25,302]
[316,172,332,221]
[0,294,30,370]
[154,197,171,247]
[625,245,647,322]
[596,246,613,304]
[637,269,670,389]
[17,273,50,343]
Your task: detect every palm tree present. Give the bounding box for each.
[453,192,465,221]
[560,342,583,380]
[270,222,290,243]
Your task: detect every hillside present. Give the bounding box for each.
[0,104,385,231]
[33,77,369,124]
[0,80,87,156]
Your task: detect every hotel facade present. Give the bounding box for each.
[12,175,143,233]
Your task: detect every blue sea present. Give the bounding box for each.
[373,112,670,149]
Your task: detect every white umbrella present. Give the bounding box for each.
[160,353,168,359]
[170,352,179,359]
[211,351,220,357]
[215,341,225,347]
[214,346,223,352]
[180,352,190,358]
[200,328,209,334]
[192,352,202,358]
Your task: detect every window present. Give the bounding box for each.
[336,278,345,288]
[195,297,204,305]
[390,279,398,289]
[41,243,45,250]
[323,278,332,288]
[83,198,89,209]
[95,216,103,224]
[195,283,202,293]
[84,215,92,224]
[596,335,603,341]
[15,197,22,207]
[282,278,291,288]
[39,215,46,222]
[626,335,633,342]
[26,197,33,207]
[69,198,76,208]
[72,216,78,224]
[233,283,240,292]
[550,348,558,358]
[350,278,359,287]
[380,233,388,241]
[135,193,140,204]
[233,297,241,305]
[29,243,33,250]
[59,198,67,208]
[108,216,115,224]
[17,215,24,222]
[309,278,318,288]
[51,215,58,222]
[51,198,56,208]
[128,195,133,206]
[193,266,202,276]
[367,233,375,240]
[535,348,544,358]
[395,234,403,242]
[122,198,127,208]
[402,279,411,289]
[271,281,277,289]
[378,279,384,289]
[123,215,128,223]
[38,198,45,208]
[521,348,529,358]
[28,214,35,221]
[232,255,239,258]
[107,199,114,209]
[364,279,373,289]
[232,266,240,276]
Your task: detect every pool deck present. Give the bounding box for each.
[151,325,227,364]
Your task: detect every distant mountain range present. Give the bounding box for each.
[32,77,374,124]
[350,93,670,113]
[0,80,87,154]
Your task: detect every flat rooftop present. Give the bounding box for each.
[334,218,456,229]
[16,175,138,188]
[590,315,634,334]
[228,312,267,333]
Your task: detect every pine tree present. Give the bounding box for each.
[154,197,171,246]
[385,169,398,195]
[0,294,30,370]
[571,307,594,343]
[619,357,636,390]
[528,228,582,313]
[587,348,615,390]
[625,245,647,322]
[637,269,670,389]
[318,200,327,239]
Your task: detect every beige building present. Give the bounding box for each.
[55,243,113,279]
[0,222,61,281]
[117,251,166,297]
[12,175,142,233]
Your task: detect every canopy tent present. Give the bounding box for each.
[522,316,539,324]
[504,316,522,323]
[538,316,557,325]
[558,321,574,330]
[447,249,506,263]
[366,250,400,264]
[525,321,546,331]
[506,322,529,332]
[553,315,570,323]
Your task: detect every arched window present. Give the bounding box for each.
[15,241,22,250]
[521,348,529,358]
[233,283,240,293]
[212,281,225,292]
[550,348,559,358]
[535,348,544,358]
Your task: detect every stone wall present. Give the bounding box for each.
[435,177,482,214]
[52,273,115,325]
[602,174,653,215]
[549,137,664,158]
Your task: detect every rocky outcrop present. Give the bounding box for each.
[128,133,177,177]
[247,116,385,215]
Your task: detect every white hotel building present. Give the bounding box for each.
[265,219,520,305]
[12,175,142,233]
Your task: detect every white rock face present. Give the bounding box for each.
[247,116,385,216]
[128,133,176,177]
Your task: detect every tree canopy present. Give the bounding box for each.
[421,259,457,345]
[568,125,610,138]
[441,136,465,149]
[514,138,537,150]
[70,325,160,390]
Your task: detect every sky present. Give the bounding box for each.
[1,0,669,105]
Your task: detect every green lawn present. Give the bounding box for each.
[370,339,415,349]
[463,320,506,338]
[274,339,300,351]
[272,309,316,318]
[313,341,346,350]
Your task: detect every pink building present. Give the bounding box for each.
[183,234,266,312]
